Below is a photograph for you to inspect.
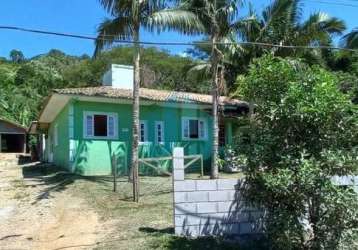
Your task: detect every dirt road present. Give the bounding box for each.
[0,155,102,250]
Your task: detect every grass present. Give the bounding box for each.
[23,164,245,249]
[68,175,174,249]
[65,174,244,249]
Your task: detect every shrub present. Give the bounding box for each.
[234,55,358,250]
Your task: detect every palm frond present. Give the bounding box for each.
[302,12,345,36]
[231,15,260,42]
[340,28,358,49]
[94,17,133,57]
[98,0,132,16]
[146,8,205,34]
[298,12,346,46]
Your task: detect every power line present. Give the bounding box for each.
[0,25,357,52]
[304,0,358,8]
[338,0,358,2]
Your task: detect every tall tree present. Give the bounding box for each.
[177,0,243,179]
[9,50,25,63]
[235,0,346,64]
[235,55,358,249]
[95,0,202,201]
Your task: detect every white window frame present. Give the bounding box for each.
[83,111,118,139]
[181,117,207,141]
[139,120,148,144]
[54,124,58,146]
[155,121,165,144]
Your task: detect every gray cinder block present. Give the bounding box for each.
[217,179,241,190]
[187,191,209,202]
[173,169,185,181]
[209,190,237,202]
[196,179,218,191]
[174,192,187,203]
[172,147,264,238]
[175,203,197,214]
[196,202,218,214]
[174,180,196,192]
[239,222,256,234]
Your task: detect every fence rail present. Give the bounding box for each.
[138,154,204,177]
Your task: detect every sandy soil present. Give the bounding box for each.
[0,155,103,250]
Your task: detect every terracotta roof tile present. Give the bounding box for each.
[53,87,246,106]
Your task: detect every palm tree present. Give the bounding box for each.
[190,0,347,86]
[95,0,203,201]
[341,28,358,49]
[236,0,346,62]
[177,0,244,179]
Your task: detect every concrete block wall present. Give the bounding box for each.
[173,148,262,237]
[332,176,358,193]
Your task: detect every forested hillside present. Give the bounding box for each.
[1,45,357,127]
[0,47,207,126]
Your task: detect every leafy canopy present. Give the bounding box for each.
[0,47,207,126]
[235,55,358,249]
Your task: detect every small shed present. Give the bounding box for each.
[0,118,27,153]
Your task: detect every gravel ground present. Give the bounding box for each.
[0,155,103,250]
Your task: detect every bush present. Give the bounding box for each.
[234,55,358,250]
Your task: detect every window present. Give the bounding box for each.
[140,121,148,142]
[54,124,58,146]
[94,115,107,136]
[182,118,207,140]
[155,121,164,144]
[84,112,118,139]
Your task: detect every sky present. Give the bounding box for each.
[0,0,356,59]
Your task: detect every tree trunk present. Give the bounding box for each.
[131,6,140,202]
[210,33,219,179]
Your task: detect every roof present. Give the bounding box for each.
[0,118,27,132]
[53,86,246,107]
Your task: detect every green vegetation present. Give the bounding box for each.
[1,0,357,248]
[234,55,358,250]
[0,47,206,126]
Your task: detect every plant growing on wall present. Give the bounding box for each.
[235,55,358,249]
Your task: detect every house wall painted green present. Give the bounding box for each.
[46,104,70,167]
[45,98,234,176]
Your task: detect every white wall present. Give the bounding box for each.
[102,64,133,90]
[172,148,263,238]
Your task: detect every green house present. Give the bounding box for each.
[33,65,248,176]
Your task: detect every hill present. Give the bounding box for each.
[0,47,207,126]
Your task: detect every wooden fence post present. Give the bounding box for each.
[112,154,117,192]
[200,155,204,177]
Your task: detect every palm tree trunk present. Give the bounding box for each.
[131,3,140,202]
[210,33,219,179]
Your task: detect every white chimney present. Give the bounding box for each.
[102,64,133,89]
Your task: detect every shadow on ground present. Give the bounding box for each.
[21,163,123,204]
[138,226,267,250]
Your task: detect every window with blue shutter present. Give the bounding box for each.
[140,121,148,142]
[84,112,118,139]
[108,116,115,137]
[155,121,164,143]
[86,115,93,137]
[182,117,207,140]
